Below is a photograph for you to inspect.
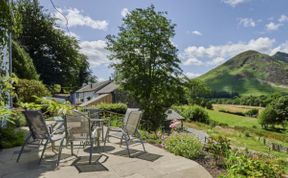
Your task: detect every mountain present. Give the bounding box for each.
[197,50,288,96]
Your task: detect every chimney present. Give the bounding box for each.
[90,83,93,88]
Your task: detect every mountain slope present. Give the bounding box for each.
[197,50,288,96]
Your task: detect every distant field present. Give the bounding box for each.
[213,104,264,113]
[206,109,259,128]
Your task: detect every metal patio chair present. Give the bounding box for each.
[65,110,100,164]
[16,110,65,166]
[104,110,146,157]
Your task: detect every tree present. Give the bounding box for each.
[15,0,92,89]
[106,5,183,131]
[184,79,212,108]
[258,106,278,128]
[12,40,39,80]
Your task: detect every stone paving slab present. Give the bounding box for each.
[0,138,212,178]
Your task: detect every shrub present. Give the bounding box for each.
[206,135,231,166]
[224,151,283,178]
[165,133,203,159]
[0,128,25,149]
[8,111,26,127]
[245,108,259,117]
[15,79,51,103]
[95,103,127,114]
[258,106,278,128]
[173,105,209,123]
[50,84,61,94]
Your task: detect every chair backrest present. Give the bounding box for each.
[124,111,143,136]
[23,110,49,140]
[65,110,91,141]
[123,108,139,124]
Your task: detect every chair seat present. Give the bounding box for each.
[108,131,124,139]
[51,134,65,141]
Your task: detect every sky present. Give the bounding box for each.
[39,0,288,81]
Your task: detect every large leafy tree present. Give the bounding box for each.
[15,0,91,89]
[106,5,183,130]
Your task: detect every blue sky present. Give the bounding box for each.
[39,0,288,80]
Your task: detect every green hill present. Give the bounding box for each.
[197,50,288,96]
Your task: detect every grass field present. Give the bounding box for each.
[184,108,288,172]
[213,104,264,113]
[206,109,260,128]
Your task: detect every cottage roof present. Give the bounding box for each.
[76,80,111,93]
[96,82,118,94]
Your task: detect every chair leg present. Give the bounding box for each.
[16,134,32,163]
[70,141,74,155]
[120,135,123,147]
[56,138,65,166]
[124,135,131,157]
[103,127,109,146]
[137,131,146,152]
[39,140,49,164]
[89,137,93,164]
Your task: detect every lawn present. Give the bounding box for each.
[213,104,264,113]
[205,109,260,128]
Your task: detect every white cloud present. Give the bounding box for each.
[239,18,256,27]
[121,8,130,17]
[191,30,203,36]
[183,58,203,66]
[208,57,226,65]
[79,40,110,67]
[270,42,288,55]
[55,8,108,30]
[266,22,282,31]
[66,31,80,39]
[279,15,288,23]
[223,0,247,7]
[185,72,202,79]
[182,37,276,66]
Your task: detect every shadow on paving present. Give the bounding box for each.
[112,149,162,162]
[71,154,109,173]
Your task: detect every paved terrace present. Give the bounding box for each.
[0,138,212,178]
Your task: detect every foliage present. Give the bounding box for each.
[0,74,18,106]
[12,40,39,80]
[20,96,74,116]
[50,84,61,94]
[15,79,51,103]
[184,79,212,109]
[269,95,288,127]
[258,96,288,128]
[173,105,209,123]
[94,103,127,114]
[0,128,25,149]
[165,133,203,159]
[218,109,245,116]
[139,130,162,144]
[245,108,259,117]
[15,0,92,89]
[106,5,183,130]
[212,93,282,107]
[224,151,283,178]
[206,135,231,166]
[0,0,22,75]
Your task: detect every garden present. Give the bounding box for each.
[1,1,288,178]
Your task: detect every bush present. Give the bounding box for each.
[224,151,283,178]
[245,108,259,117]
[15,79,51,103]
[95,103,127,114]
[173,105,209,123]
[258,106,278,128]
[0,128,25,149]
[8,111,26,127]
[206,136,231,166]
[165,133,203,159]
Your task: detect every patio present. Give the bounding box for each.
[0,137,212,178]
